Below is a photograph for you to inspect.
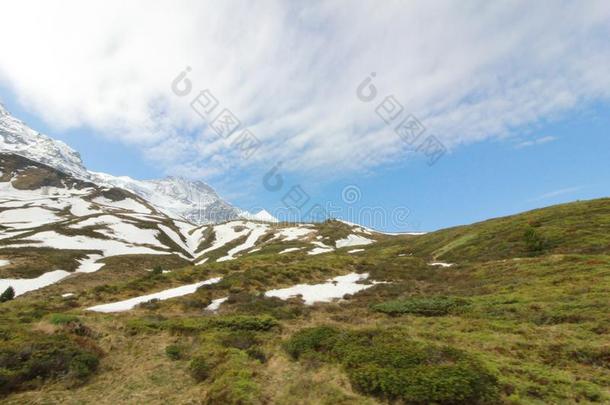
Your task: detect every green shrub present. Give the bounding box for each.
[138,299,160,310]
[220,330,259,350]
[372,296,470,317]
[574,380,603,402]
[92,284,119,294]
[49,313,80,325]
[0,334,100,395]
[524,226,546,254]
[47,314,93,337]
[68,352,100,379]
[569,346,610,368]
[225,292,307,319]
[210,315,279,331]
[284,327,499,404]
[203,350,261,404]
[165,344,184,360]
[125,317,163,335]
[246,348,267,363]
[0,287,15,302]
[151,265,163,276]
[348,361,499,404]
[189,356,211,382]
[283,326,340,360]
[166,315,279,334]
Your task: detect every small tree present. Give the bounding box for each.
[0,286,15,302]
[524,226,545,254]
[151,265,163,276]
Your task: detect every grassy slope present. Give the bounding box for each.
[1,198,609,404]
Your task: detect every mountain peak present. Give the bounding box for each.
[0,104,88,179]
[239,209,279,223]
[0,101,240,225]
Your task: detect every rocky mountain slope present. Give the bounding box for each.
[0,153,376,297]
[0,103,243,224]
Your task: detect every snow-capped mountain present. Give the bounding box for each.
[239,209,279,223]
[0,103,241,224]
[0,103,88,178]
[90,173,241,224]
[0,153,376,296]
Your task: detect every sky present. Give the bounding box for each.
[0,0,609,232]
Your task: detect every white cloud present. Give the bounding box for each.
[515,135,557,148]
[0,0,609,180]
[530,186,583,202]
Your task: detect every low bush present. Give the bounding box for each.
[220,330,259,350]
[68,352,100,379]
[125,317,164,335]
[225,292,307,319]
[49,313,80,325]
[166,315,279,334]
[203,350,261,404]
[209,315,279,331]
[524,226,546,255]
[189,356,211,382]
[0,334,100,395]
[283,326,340,360]
[574,380,603,402]
[246,348,267,363]
[0,287,15,303]
[284,326,499,404]
[372,296,470,316]
[138,299,160,310]
[165,344,184,360]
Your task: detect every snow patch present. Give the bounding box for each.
[279,247,303,254]
[205,296,228,312]
[429,262,454,268]
[307,241,334,255]
[11,231,168,256]
[75,254,104,273]
[275,227,314,241]
[335,234,374,249]
[240,209,278,223]
[92,197,151,214]
[69,199,97,217]
[0,207,61,229]
[199,222,250,255]
[158,224,191,254]
[264,273,377,305]
[0,270,71,297]
[87,277,222,313]
[217,223,269,261]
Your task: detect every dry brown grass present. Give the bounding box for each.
[3,317,209,404]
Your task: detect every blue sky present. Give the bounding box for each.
[1,1,609,232]
[2,87,608,232]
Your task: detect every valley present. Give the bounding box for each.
[0,152,608,403]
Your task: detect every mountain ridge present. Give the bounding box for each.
[0,103,243,224]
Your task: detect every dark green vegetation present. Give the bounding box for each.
[0,286,14,302]
[0,198,609,404]
[0,327,100,395]
[285,326,499,404]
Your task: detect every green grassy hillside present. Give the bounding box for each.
[1,199,609,404]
